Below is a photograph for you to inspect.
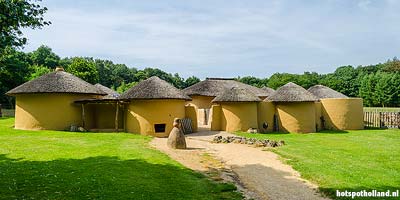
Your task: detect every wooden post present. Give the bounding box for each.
[122,104,125,132]
[115,102,119,132]
[82,104,86,128]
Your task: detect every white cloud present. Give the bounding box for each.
[22,0,400,78]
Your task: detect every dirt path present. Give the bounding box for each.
[151,130,329,200]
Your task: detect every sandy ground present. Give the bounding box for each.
[150,129,330,200]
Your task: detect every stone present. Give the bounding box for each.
[167,118,187,149]
[78,127,86,132]
[254,140,265,147]
[70,125,78,132]
[247,128,258,133]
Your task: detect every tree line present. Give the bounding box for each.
[1,44,400,108]
[1,0,399,108]
[236,59,400,107]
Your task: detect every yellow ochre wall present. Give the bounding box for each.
[85,104,124,130]
[186,96,214,125]
[320,98,364,130]
[185,105,198,132]
[220,102,258,132]
[276,102,316,133]
[14,93,97,130]
[125,100,186,137]
[210,105,221,131]
[257,101,275,132]
[315,102,322,131]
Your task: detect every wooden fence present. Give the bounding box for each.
[364,111,400,129]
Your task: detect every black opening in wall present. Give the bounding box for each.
[154,124,166,133]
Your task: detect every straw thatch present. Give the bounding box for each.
[307,85,348,99]
[183,78,272,97]
[119,76,191,100]
[6,70,106,95]
[266,82,317,102]
[261,86,275,94]
[94,83,120,99]
[212,87,261,103]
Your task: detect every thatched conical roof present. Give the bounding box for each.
[183,78,272,97]
[119,76,191,100]
[94,83,120,99]
[266,82,317,102]
[307,85,348,99]
[261,86,275,94]
[212,87,261,103]
[6,70,106,96]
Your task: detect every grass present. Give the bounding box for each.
[364,107,400,112]
[235,130,400,199]
[0,118,242,200]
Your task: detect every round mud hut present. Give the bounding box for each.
[261,86,275,95]
[266,82,317,133]
[120,76,191,137]
[308,85,363,130]
[6,68,106,130]
[183,78,273,126]
[307,85,348,99]
[212,87,261,132]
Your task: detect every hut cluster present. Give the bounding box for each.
[183,78,364,133]
[7,68,364,137]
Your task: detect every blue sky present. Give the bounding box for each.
[23,0,400,79]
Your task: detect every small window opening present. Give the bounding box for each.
[154,124,166,133]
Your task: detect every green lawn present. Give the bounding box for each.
[235,130,400,199]
[364,107,400,112]
[0,118,242,200]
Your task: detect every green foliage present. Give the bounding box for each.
[320,66,360,97]
[382,57,400,72]
[116,81,137,94]
[26,64,50,80]
[185,76,200,87]
[267,73,299,89]
[235,130,400,199]
[0,0,50,51]
[236,76,268,88]
[0,118,242,200]
[1,44,400,108]
[0,47,30,107]
[65,57,99,84]
[29,45,60,68]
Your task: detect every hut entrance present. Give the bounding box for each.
[75,99,127,132]
[198,108,211,130]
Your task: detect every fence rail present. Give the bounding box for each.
[364,111,400,129]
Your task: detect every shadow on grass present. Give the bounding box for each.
[0,154,241,200]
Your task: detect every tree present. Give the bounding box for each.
[267,73,299,89]
[359,73,377,107]
[29,45,60,68]
[0,0,50,51]
[65,57,99,84]
[184,76,200,88]
[26,64,50,80]
[374,72,394,107]
[382,57,400,72]
[0,47,31,107]
[319,66,359,97]
[237,76,267,88]
[116,81,137,94]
